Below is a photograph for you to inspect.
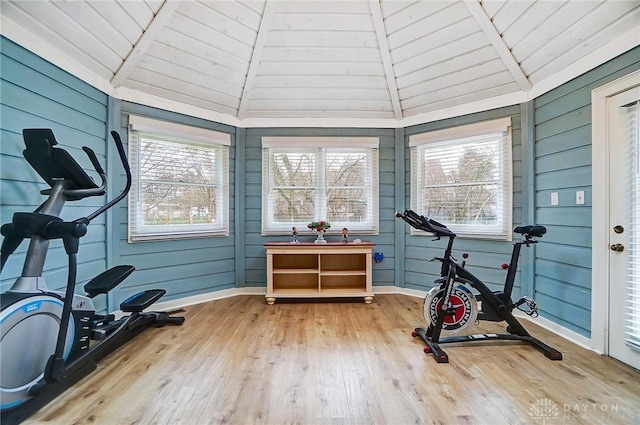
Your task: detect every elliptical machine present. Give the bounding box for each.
[0,129,185,424]
[396,209,562,363]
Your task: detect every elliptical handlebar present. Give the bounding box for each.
[61,145,108,200]
[0,131,131,270]
[395,209,456,238]
[86,131,131,222]
[82,145,105,175]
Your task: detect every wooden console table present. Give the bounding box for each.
[264,241,374,305]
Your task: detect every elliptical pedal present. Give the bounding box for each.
[84,265,135,298]
[120,289,166,313]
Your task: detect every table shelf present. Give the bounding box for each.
[265,242,374,305]
[273,269,320,274]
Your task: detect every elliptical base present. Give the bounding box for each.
[1,361,96,425]
[0,309,184,424]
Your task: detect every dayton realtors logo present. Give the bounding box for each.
[529,398,634,423]
[529,398,560,424]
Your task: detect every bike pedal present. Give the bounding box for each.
[523,296,537,309]
[521,296,539,317]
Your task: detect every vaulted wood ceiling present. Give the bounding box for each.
[1,0,638,127]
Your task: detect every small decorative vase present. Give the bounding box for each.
[314,230,327,244]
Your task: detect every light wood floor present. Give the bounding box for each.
[24,294,640,425]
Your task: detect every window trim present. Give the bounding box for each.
[129,115,231,146]
[409,118,513,240]
[127,115,231,242]
[261,136,379,236]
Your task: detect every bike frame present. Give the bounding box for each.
[396,209,562,363]
[429,234,535,343]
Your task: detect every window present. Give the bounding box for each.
[128,116,230,242]
[624,100,640,350]
[262,137,379,235]
[410,118,512,239]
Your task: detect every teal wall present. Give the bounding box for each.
[0,37,109,313]
[107,101,238,305]
[532,46,640,337]
[402,105,526,297]
[2,35,640,339]
[240,128,398,289]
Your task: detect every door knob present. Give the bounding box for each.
[611,243,625,252]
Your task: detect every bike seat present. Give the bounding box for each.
[514,225,546,238]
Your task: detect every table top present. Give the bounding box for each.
[264,241,374,247]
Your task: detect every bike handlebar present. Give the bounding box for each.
[396,209,547,241]
[395,209,456,238]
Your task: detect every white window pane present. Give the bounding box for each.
[418,183,499,225]
[326,152,367,186]
[272,152,315,186]
[625,102,640,348]
[141,183,219,226]
[128,122,229,242]
[271,188,315,223]
[411,125,512,239]
[262,141,379,235]
[327,188,368,222]
[140,137,218,184]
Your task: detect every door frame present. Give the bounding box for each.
[591,69,640,354]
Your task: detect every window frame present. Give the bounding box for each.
[127,115,230,242]
[409,118,513,240]
[624,100,640,350]
[261,137,379,236]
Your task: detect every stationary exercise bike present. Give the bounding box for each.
[396,209,562,363]
[0,129,185,424]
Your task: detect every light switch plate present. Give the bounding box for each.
[551,192,559,206]
[576,190,585,205]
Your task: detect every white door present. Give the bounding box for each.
[608,86,640,369]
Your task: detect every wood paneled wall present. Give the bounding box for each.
[533,46,640,337]
[402,105,525,297]
[109,101,238,305]
[3,35,640,343]
[0,37,109,312]
[241,127,398,289]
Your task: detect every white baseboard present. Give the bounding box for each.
[113,287,266,319]
[517,312,596,353]
[377,285,427,298]
[133,285,598,354]
[152,286,266,312]
[151,285,422,313]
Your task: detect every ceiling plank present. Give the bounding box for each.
[369,0,403,121]
[111,0,181,87]
[237,0,277,120]
[463,0,531,91]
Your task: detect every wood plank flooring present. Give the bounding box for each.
[23,295,640,425]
